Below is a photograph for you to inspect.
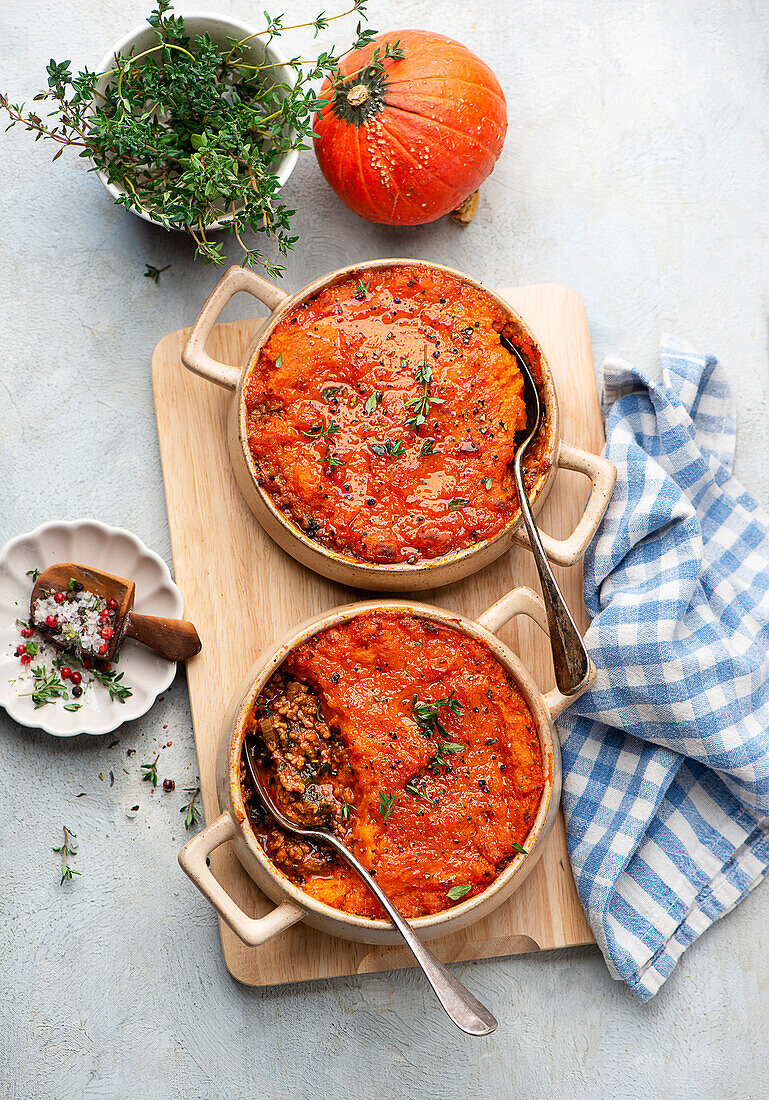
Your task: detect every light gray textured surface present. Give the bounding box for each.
[2,1,768,1097]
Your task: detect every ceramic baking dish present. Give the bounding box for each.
[178,585,594,946]
[181,260,616,591]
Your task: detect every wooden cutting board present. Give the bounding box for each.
[152,283,599,986]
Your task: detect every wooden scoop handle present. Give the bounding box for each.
[124,612,202,662]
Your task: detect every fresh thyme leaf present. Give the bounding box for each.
[180,786,201,829]
[364,390,382,414]
[340,799,354,820]
[53,825,81,885]
[511,841,528,855]
[320,385,342,402]
[1,1,394,272]
[141,754,159,788]
[421,439,439,456]
[378,789,396,822]
[63,703,82,712]
[485,478,493,490]
[447,883,471,900]
[448,499,469,511]
[143,262,171,283]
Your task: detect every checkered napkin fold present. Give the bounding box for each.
[557,335,769,1001]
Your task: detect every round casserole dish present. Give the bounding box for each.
[178,586,594,946]
[181,260,616,591]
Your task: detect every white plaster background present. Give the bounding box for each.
[1,1,768,1097]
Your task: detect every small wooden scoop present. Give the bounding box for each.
[31,563,201,663]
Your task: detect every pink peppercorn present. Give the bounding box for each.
[54,591,66,604]
[20,654,32,666]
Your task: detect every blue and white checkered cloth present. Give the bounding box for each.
[558,335,769,1001]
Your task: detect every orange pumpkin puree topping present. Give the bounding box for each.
[242,613,545,920]
[244,265,541,564]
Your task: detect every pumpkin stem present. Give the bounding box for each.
[346,83,370,108]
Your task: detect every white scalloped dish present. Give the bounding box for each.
[0,519,184,737]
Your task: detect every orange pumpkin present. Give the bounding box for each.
[312,30,507,226]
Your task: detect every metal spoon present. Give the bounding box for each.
[243,736,498,1037]
[502,336,591,696]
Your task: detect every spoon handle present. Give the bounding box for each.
[124,612,202,662]
[514,450,590,696]
[323,834,497,1036]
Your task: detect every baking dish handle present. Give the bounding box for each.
[513,442,617,566]
[178,810,304,945]
[476,585,595,719]
[181,265,290,391]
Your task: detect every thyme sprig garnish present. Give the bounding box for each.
[303,416,342,469]
[23,666,68,709]
[369,438,404,459]
[340,799,354,820]
[355,279,370,300]
[428,741,465,772]
[91,666,132,703]
[411,691,464,739]
[405,347,443,432]
[404,779,437,804]
[0,0,394,271]
[378,790,396,822]
[303,416,341,441]
[141,754,160,788]
[53,825,81,885]
[181,787,201,829]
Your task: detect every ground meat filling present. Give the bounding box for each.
[241,672,355,882]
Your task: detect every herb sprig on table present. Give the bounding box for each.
[181,787,201,829]
[141,754,160,788]
[0,1,398,272]
[53,825,81,885]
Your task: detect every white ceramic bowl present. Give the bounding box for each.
[94,11,299,231]
[0,519,184,737]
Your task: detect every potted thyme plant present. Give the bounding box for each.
[0,0,381,272]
